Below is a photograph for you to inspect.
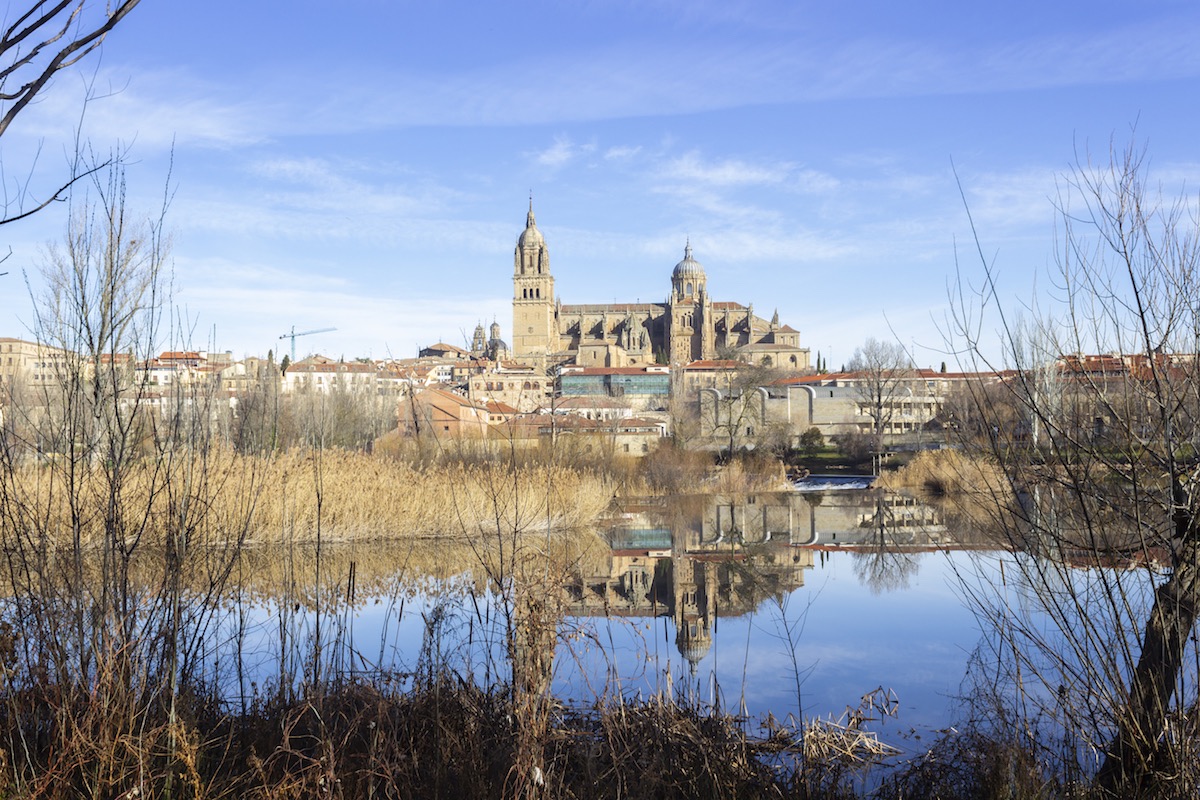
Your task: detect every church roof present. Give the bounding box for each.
[682,360,743,370]
[560,302,662,314]
[423,342,468,354]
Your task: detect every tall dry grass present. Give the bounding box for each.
[875,449,978,494]
[5,447,617,548]
[708,454,790,494]
[876,449,1014,524]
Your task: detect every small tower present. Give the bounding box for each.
[487,319,509,361]
[471,322,487,355]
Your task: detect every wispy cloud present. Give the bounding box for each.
[241,13,1200,132]
[530,135,597,169]
[16,66,266,151]
[177,259,509,359]
[604,144,642,160]
[662,151,790,186]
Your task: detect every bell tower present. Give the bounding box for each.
[668,242,713,364]
[512,201,556,360]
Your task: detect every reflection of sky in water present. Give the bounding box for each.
[182,487,1182,767]
[554,550,978,744]
[212,551,982,751]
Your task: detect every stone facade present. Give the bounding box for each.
[509,205,811,372]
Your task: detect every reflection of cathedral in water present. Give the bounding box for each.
[568,490,963,674]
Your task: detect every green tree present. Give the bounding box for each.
[798,426,824,453]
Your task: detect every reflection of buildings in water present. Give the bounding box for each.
[571,493,819,675]
[806,491,953,549]
[571,490,976,669]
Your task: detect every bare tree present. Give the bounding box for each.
[698,360,790,455]
[949,140,1200,795]
[0,1,142,228]
[846,337,914,473]
[0,155,261,795]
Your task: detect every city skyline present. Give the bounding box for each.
[1,1,1198,368]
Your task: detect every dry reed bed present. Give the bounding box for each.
[231,526,611,608]
[877,449,1016,527]
[4,449,618,548]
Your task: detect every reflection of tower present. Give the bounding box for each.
[673,554,715,678]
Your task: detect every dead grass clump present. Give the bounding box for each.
[551,698,780,799]
[880,449,1011,498]
[710,452,790,494]
[240,680,514,799]
[879,722,1061,800]
[639,439,714,494]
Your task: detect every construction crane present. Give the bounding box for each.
[279,326,337,362]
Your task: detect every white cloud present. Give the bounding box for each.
[662,151,789,186]
[604,145,642,160]
[175,254,510,359]
[534,136,576,168]
[530,135,598,169]
[14,66,266,152]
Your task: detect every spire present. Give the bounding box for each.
[527,192,535,228]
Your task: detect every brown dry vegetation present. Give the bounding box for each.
[5,448,618,547]
[877,449,1015,527]
[709,453,791,493]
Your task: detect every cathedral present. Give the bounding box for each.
[511,204,811,371]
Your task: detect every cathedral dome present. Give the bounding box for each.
[672,243,705,281]
[518,207,544,248]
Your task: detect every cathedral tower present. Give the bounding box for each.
[512,202,556,360]
[668,243,714,364]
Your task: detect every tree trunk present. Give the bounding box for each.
[1096,539,1200,794]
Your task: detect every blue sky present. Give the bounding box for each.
[3,0,1200,367]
